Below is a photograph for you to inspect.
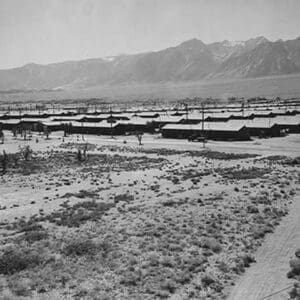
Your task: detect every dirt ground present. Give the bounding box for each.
[0,131,299,299]
[1,130,300,157]
[227,196,300,300]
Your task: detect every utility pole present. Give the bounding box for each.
[201,102,205,148]
[185,103,189,122]
[81,120,85,141]
[242,102,245,117]
[109,107,113,139]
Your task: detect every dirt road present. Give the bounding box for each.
[1,131,300,157]
[227,195,300,300]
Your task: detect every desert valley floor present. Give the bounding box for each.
[0,132,299,299]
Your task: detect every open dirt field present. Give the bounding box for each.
[0,131,299,299]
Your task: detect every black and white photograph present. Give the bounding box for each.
[0,0,299,299]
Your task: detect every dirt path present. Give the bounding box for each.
[227,195,300,300]
[1,131,300,157]
[72,134,300,157]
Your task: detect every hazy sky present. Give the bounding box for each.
[0,0,299,69]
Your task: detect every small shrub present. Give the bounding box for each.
[289,259,300,277]
[201,275,215,287]
[162,199,177,207]
[253,224,273,239]
[186,257,206,272]
[218,167,271,180]
[114,194,134,203]
[23,230,49,243]
[62,190,98,199]
[258,155,300,166]
[201,238,222,253]
[247,205,259,214]
[187,150,257,160]
[240,254,256,267]
[19,145,33,161]
[287,250,300,298]
[218,261,229,273]
[160,279,176,293]
[18,222,44,233]
[289,283,300,299]
[232,262,245,274]
[160,256,175,268]
[63,239,98,256]
[9,278,32,296]
[0,246,46,275]
[175,272,191,284]
[120,271,140,286]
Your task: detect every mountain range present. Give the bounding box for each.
[0,36,300,91]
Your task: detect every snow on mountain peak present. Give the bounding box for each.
[225,40,245,47]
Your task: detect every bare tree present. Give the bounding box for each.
[62,122,72,137]
[77,149,83,162]
[12,127,17,138]
[63,124,68,137]
[20,126,27,140]
[136,131,144,146]
[44,126,50,139]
